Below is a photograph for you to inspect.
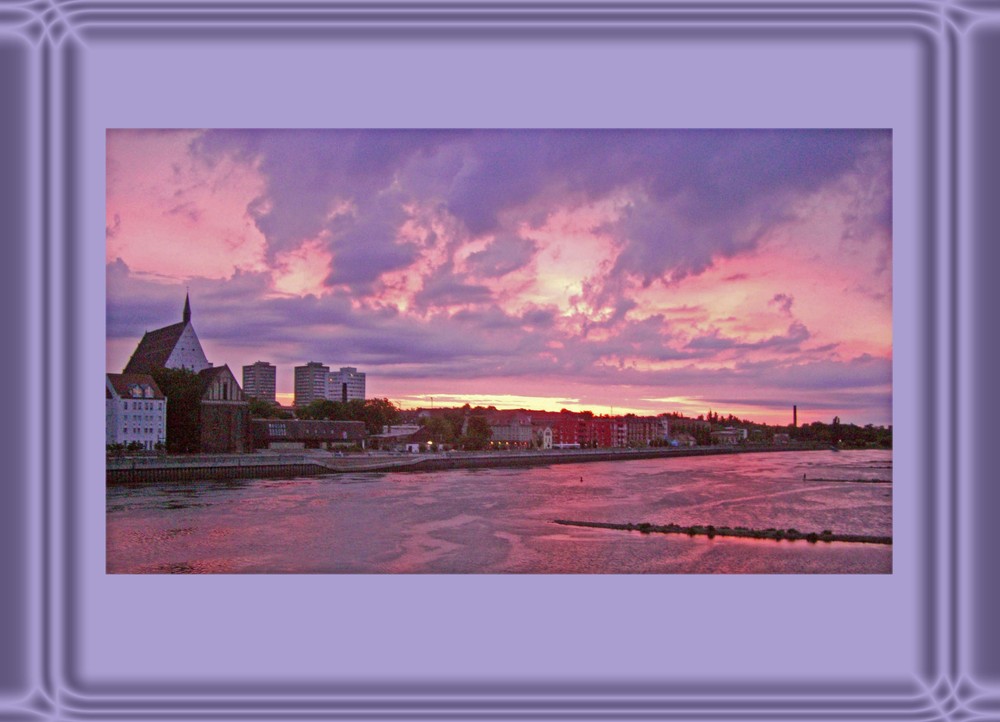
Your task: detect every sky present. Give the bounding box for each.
[106,129,892,426]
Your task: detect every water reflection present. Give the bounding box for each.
[107,449,891,574]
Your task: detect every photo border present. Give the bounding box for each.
[2,1,998,718]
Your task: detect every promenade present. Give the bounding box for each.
[106,444,821,484]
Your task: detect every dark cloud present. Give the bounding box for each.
[106,213,121,240]
[189,129,889,297]
[412,262,493,311]
[769,293,795,315]
[164,200,202,224]
[686,322,810,353]
[465,235,538,278]
[324,190,421,292]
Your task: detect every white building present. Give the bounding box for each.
[242,361,277,403]
[327,366,366,402]
[106,373,167,450]
[294,361,329,406]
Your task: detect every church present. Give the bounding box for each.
[124,294,212,374]
[117,294,250,453]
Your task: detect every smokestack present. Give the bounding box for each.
[793,405,798,428]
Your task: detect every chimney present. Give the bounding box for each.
[793,405,798,428]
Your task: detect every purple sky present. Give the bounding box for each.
[107,129,892,425]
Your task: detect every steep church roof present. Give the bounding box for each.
[122,293,205,375]
[122,321,187,374]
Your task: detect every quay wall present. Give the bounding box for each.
[106,445,827,484]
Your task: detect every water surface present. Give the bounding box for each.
[107,449,892,574]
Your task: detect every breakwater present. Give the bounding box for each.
[107,444,828,484]
[553,519,892,545]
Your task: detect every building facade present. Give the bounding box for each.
[250,419,366,450]
[294,362,330,406]
[199,365,251,453]
[115,294,253,454]
[327,366,366,402]
[489,420,534,448]
[106,373,167,450]
[242,361,277,403]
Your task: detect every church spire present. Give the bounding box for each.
[183,291,191,324]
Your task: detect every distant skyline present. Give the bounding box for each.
[106,129,891,425]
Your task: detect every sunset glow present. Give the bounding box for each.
[106,129,892,426]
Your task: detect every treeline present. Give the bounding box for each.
[290,397,401,436]
[792,419,892,449]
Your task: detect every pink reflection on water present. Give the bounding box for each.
[107,450,892,574]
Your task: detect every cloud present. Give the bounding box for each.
[769,293,795,315]
[108,129,892,424]
[189,129,889,300]
[465,235,538,278]
[323,189,422,293]
[412,262,493,310]
[106,213,121,240]
[164,200,202,224]
[686,322,810,353]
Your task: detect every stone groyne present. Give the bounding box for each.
[553,519,892,545]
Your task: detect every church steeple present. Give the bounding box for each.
[183,292,191,324]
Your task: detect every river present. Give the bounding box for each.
[106,449,892,574]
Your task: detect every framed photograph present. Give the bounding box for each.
[4,1,998,718]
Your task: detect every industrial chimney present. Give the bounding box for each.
[793,405,798,428]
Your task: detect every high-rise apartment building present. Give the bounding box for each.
[242,361,277,404]
[294,362,330,406]
[328,366,366,402]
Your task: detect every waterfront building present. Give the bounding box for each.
[538,426,553,449]
[198,365,251,453]
[552,411,581,446]
[106,373,167,450]
[327,366,366,402]
[489,418,534,448]
[123,293,212,374]
[711,427,747,445]
[117,293,250,453]
[624,416,664,447]
[294,362,329,406]
[242,361,277,403]
[370,424,432,451]
[250,419,366,451]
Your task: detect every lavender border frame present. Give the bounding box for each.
[1,1,997,719]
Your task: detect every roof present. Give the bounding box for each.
[106,373,166,399]
[250,419,367,441]
[122,321,187,374]
[198,365,244,401]
[198,365,233,383]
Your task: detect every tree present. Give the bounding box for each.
[462,415,492,450]
[356,397,401,435]
[248,398,290,419]
[296,399,340,420]
[150,366,203,453]
[422,415,458,444]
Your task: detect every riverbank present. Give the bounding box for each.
[107,444,834,484]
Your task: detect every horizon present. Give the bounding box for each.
[107,129,892,427]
